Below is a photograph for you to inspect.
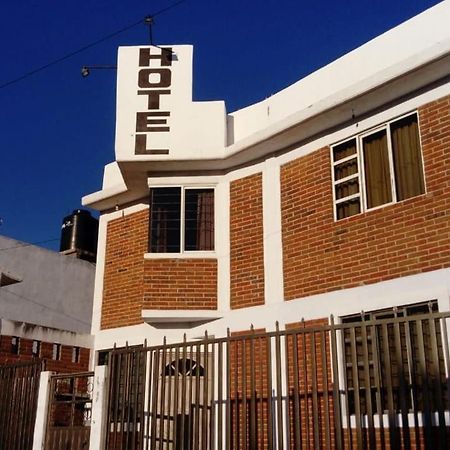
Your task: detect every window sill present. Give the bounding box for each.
[142,309,223,328]
[144,252,216,260]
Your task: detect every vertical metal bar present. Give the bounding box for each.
[209,337,216,450]
[202,334,209,449]
[330,317,343,450]
[360,315,376,449]
[233,336,239,450]
[283,331,292,450]
[257,336,264,450]
[371,323,385,450]
[349,326,363,450]
[393,316,411,450]
[242,335,248,450]
[194,342,201,450]
[159,338,168,450]
[218,340,224,450]
[311,330,320,450]
[404,319,420,450]
[266,333,274,450]
[380,322,399,449]
[172,344,180,450]
[188,341,195,450]
[440,317,450,417]
[428,314,447,448]
[166,345,174,449]
[275,322,284,450]
[145,349,154,450]
[226,330,231,450]
[249,327,257,450]
[180,335,188,450]
[292,331,301,450]
[416,319,432,448]
[320,329,331,450]
[150,348,161,450]
[301,321,310,450]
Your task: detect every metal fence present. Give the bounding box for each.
[104,311,450,450]
[0,359,44,450]
[45,371,94,450]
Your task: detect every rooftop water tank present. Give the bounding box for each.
[60,209,98,263]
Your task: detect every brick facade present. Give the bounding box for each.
[143,258,217,310]
[281,94,450,300]
[230,173,265,309]
[102,208,218,329]
[0,334,89,373]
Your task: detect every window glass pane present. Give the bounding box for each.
[150,187,181,253]
[335,179,359,200]
[334,158,358,181]
[390,114,424,201]
[184,189,214,251]
[362,129,392,209]
[333,139,356,162]
[337,198,360,219]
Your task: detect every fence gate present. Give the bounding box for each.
[45,371,94,450]
[104,311,450,450]
[0,359,44,450]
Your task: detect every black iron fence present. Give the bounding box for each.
[0,359,44,450]
[45,371,94,450]
[104,311,450,449]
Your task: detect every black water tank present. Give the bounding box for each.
[60,209,98,262]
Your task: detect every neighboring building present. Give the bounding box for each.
[0,235,94,371]
[78,2,450,448]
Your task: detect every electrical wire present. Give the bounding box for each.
[0,0,188,91]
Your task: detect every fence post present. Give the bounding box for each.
[89,365,108,450]
[32,371,52,450]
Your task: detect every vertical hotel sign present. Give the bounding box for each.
[135,47,172,155]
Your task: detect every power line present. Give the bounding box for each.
[0,0,188,91]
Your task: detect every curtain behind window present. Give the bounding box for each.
[391,114,425,201]
[363,130,392,209]
[185,189,214,251]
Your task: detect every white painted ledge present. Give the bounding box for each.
[142,309,223,327]
[144,252,216,259]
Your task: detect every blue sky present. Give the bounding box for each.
[0,0,442,250]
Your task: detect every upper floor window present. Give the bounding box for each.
[149,187,214,253]
[11,337,20,355]
[32,340,41,357]
[331,113,425,220]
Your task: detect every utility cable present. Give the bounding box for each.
[0,0,188,91]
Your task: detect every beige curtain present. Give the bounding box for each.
[391,115,424,201]
[196,191,214,251]
[363,130,392,209]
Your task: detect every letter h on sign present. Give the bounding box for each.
[135,47,172,155]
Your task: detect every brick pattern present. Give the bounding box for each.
[230,173,265,309]
[281,94,450,300]
[0,334,89,373]
[143,258,217,309]
[101,209,149,329]
[102,208,219,329]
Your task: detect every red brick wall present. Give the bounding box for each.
[0,334,89,373]
[143,258,217,310]
[281,94,450,300]
[230,173,265,309]
[102,208,219,329]
[102,209,149,329]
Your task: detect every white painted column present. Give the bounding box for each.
[32,371,52,450]
[89,365,108,450]
[263,158,284,305]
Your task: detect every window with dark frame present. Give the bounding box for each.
[72,346,81,363]
[11,336,20,355]
[52,343,61,361]
[149,187,214,253]
[341,301,447,415]
[332,112,425,220]
[32,340,41,357]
